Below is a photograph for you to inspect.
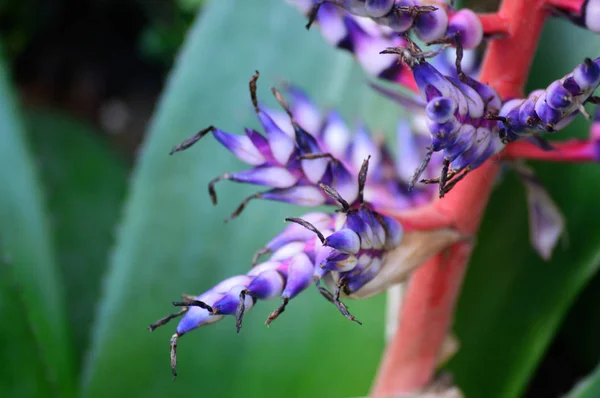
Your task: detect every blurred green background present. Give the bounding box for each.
[1,0,600,397]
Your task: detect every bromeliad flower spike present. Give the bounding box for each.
[150,0,600,395]
[150,72,464,378]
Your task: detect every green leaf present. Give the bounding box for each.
[448,20,600,397]
[82,1,401,398]
[0,48,74,396]
[0,254,53,397]
[25,109,127,369]
[565,362,600,398]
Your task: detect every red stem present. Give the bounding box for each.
[503,139,600,162]
[545,0,585,13]
[478,13,510,36]
[372,0,550,395]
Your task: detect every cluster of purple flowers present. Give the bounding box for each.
[296,0,600,196]
[300,0,484,49]
[499,57,600,141]
[150,72,441,377]
[150,0,600,378]
[387,44,600,196]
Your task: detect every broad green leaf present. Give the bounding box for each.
[0,47,74,396]
[26,109,127,368]
[565,362,600,398]
[0,254,52,397]
[449,20,600,397]
[82,2,401,398]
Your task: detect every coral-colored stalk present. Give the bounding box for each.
[372,0,550,395]
[546,0,585,13]
[478,13,510,36]
[503,140,600,162]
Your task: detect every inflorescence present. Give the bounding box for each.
[149,73,428,377]
[150,0,600,379]
[296,0,600,196]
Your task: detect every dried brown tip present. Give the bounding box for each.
[357,156,370,205]
[208,174,230,205]
[271,86,293,119]
[170,333,179,379]
[148,308,188,332]
[225,192,263,223]
[265,297,289,326]
[318,183,350,211]
[170,126,216,155]
[252,247,271,267]
[285,217,326,244]
[172,300,214,313]
[249,71,260,113]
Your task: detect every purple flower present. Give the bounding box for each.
[513,162,565,261]
[151,73,473,377]
[151,51,593,374]
[294,0,485,51]
[169,71,437,220]
[500,57,600,140]
[149,156,416,377]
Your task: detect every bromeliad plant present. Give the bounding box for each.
[148,0,600,396]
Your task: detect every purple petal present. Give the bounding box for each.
[573,57,600,91]
[225,167,299,188]
[426,97,456,123]
[322,251,358,272]
[321,111,351,158]
[262,185,327,206]
[211,275,253,294]
[359,207,386,249]
[447,9,483,49]
[247,269,285,300]
[257,110,295,164]
[515,162,564,260]
[301,156,330,184]
[282,252,315,299]
[263,212,333,252]
[330,161,359,204]
[213,285,254,315]
[345,257,382,294]
[534,96,562,127]
[176,291,224,335]
[351,125,380,171]
[443,124,475,161]
[315,3,347,45]
[413,6,448,43]
[248,261,280,276]
[365,0,394,18]
[213,128,266,165]
[270,241,307,262]
[245,128,272,158]
[286,86,322,134]
[343,16,403,77]
[584,1,600,33]
[344,211,374,249]
[379,214,403,249]
[325,228,361,254]
[545,80,573,110]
